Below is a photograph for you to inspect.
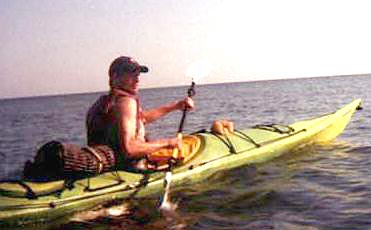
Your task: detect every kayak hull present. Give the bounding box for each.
[0,99,362,227]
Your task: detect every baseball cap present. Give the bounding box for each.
[109,56,149,78]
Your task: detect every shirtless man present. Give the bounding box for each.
[86,56,194,170]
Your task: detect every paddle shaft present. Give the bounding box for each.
[173,81,196,159]
[173,106,189,157]
[177,108,188,133]
[178,81,196,133]
[160,81,195,210]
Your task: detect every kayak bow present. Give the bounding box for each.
[0,99,362,227]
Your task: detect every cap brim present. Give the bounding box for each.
[139,66,149,73]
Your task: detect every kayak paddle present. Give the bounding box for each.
[159,80,196,211]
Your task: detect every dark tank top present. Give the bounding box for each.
[86,89,143,167]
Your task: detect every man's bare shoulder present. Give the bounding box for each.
[115,96,137,113]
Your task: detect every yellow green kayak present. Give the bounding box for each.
[0,99,362,227]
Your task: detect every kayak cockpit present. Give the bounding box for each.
[147,135,202,169]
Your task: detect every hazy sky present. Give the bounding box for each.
[1,0,370,98]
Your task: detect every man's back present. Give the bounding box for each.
[86,94,115,146]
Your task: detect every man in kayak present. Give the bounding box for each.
[23,56,193,180]
[86,56,195,171]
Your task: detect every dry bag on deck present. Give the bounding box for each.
[23,141,116,182]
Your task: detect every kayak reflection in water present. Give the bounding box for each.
[23,56,194,181]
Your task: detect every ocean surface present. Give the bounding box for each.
[0,75,370,230]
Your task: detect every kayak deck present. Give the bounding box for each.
[0,99,362,227]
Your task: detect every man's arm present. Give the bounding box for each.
[142,97,194,124]
[116,97,180,159]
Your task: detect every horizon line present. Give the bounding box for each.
[1,73,369,101]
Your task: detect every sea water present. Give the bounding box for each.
[0,75,370,229]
